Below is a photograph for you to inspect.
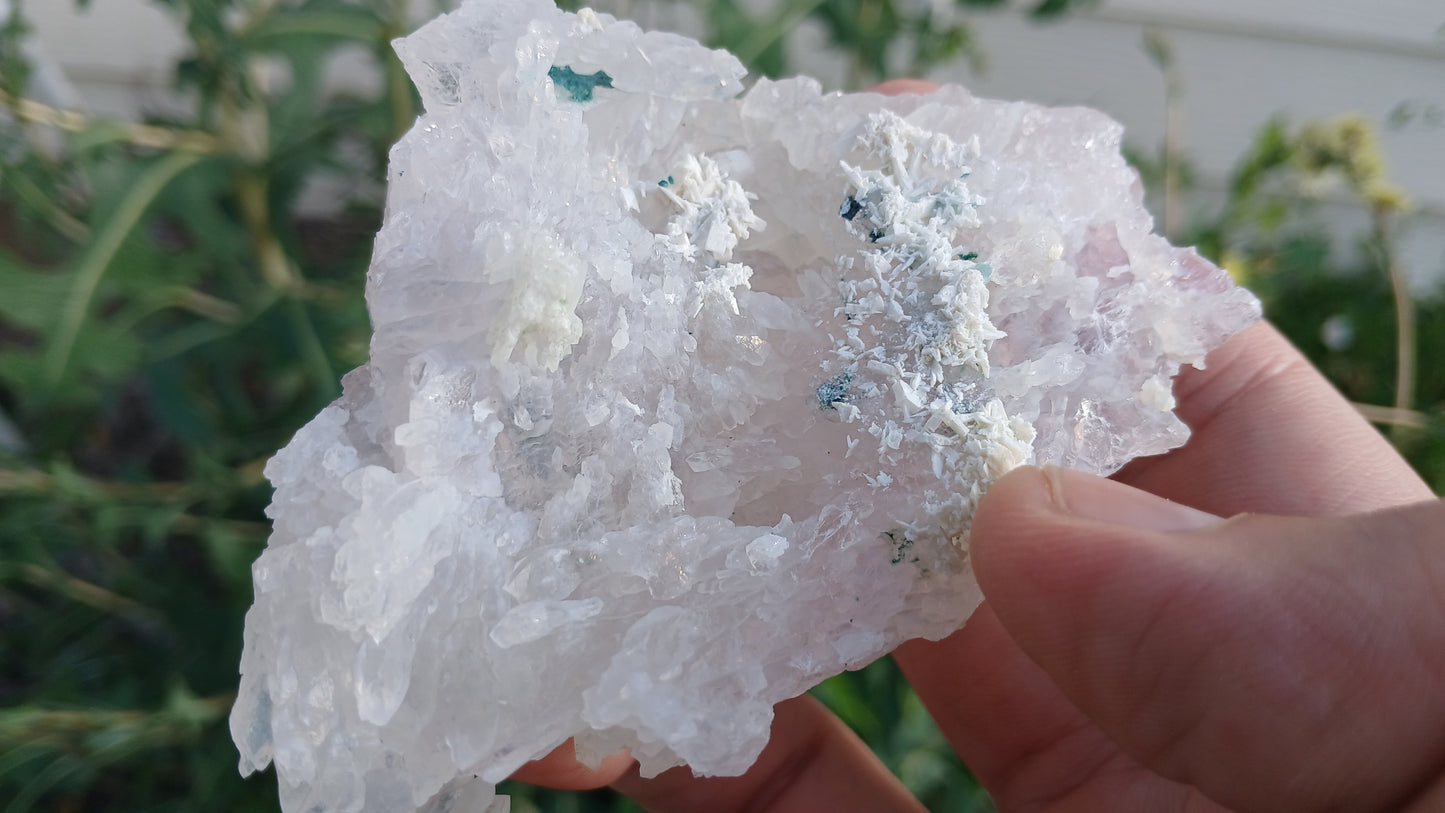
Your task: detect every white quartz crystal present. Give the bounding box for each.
[230,1,1260,809]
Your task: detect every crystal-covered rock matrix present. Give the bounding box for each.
[230,1,1260,809]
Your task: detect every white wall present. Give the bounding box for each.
[22,0,1445,283]
[928,1,1445,287]
[23,0,187,117]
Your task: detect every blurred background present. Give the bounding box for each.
[1,0,1441,810]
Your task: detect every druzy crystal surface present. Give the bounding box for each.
[230,1,1260,809]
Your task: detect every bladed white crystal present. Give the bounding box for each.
[230,1,1261,810]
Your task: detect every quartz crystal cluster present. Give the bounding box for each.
[230,0,1261,810]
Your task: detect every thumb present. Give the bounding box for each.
[971,466,1445,813]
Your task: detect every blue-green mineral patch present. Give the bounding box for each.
[548,65,613,102]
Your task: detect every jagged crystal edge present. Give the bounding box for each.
[229,0,1261,810]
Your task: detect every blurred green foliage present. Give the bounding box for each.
[1131,103,1445,486]
[0,1,1438,811]
[1,0,412,808]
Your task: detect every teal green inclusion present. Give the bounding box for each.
[548,65,614,102]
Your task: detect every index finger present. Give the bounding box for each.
[1113,320,1433,515]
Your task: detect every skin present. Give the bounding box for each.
[510,86,1445,811]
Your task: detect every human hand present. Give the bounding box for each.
[903,322,1444,812]
[513,319,1442,812]
[937,436,1445,812]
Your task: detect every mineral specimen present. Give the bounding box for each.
[229,0,1261,810]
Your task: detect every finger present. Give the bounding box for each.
[895,609,1209,812]
[896,322,1430,807]
[1115,321,1433,516]
[510,740,636,790]
[973,464,1445,812]
[871,79,941,96]
[611,695,925,813]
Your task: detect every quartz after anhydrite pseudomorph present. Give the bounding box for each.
[230,2,1260,810]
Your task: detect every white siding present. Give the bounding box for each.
[1103,0,1445,54]
[924,5,1445,286]
[23,0,188,117]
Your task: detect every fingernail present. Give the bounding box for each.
[1041,465,1223,532]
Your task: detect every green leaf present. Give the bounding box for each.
[811,667,883,739]
[202,523,263,588]
[243,4,385,49]
[67,119,147,155]
[731,0,829,77]
[0,252,71,332]
[911,22,979,75]
[705,0,768,75]
[1227,117,1292,208]
[40,151,203,399]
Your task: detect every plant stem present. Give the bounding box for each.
[236,172,299,291]
[8,562,153,619]
[1143,29,1182,240]
[215,26,299,296]
[0,90,221,154]
[1374,209,1415,439]
[1,165,90,244]
[0,695,234,752]
[170,288,246,324]
[168,513,271,540]
[1162,74,1182,240]
[0,466,188,501]
[1353,402,1428,431]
